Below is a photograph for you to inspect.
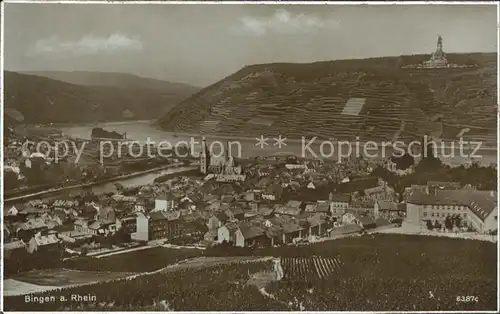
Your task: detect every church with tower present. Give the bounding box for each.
[200,137,242,175]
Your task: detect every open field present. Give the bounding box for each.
[62,246,204,272]
[3,269,132,297]
[12,269,132,286]
[4,234,496,311]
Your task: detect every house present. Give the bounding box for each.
[5,205,20,217]
[182,217,208,238]
[265,225,284,247]
[307,213,328,237]
[329,193,350,215]
[262,183,283,201]
[215,174,246,182]
[88,220,116,236]
[116,216,137,234]
[274,203,302,217]
[217,222,239,244]
[315,201,330,214]
[235,223,268,247]
[74,219,91,235]
[281,218,305,244]
[204,229,218,242]
[329,224,362,237]
[227,206,245,221]
[203,229,218,243]
[243,211,260,221]
[258,206,275,218]
[426,181,461,195]
[133,211,182,242]
[285,163,307,170]
[207,212,229,230]
[4,240,28,269]
[94,206,116,222]
[364,185,393,201]
[16,218,48,241]
[207,201,222,211]
[374,200,406,218]
[112,194,138,203]
[154,193,175,211]
[242,191,258,202]
[26,234,60,254]
[44,215,63,230]
[19,206,48,217]
[221,195,235,204]
[304,203,318,213]
[80,203,99,219]
[4,240,26,256]
[341,212,359,225]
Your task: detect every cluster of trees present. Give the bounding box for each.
[371,157,497,201]
[425,214,471,231]
[4,160,87,191]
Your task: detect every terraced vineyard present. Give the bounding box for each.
[281,256,344,281]
[157,53,497,145]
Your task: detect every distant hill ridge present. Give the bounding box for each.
[4,71,200,125]
[157,53,497,144]
[21,71,199,94]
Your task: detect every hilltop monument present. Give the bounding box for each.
[402,35,477,69]
[423,36,448,68]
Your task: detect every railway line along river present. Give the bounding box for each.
[4,165,197,205]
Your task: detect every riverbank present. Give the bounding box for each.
[27,120,152,129]
[4,163,197,204]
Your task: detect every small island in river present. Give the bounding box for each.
[91,127,126,140]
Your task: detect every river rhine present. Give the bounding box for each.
[60,120,498,167]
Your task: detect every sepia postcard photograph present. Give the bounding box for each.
[1,1,499,312]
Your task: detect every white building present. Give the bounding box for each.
[153,193,175,212]
[329,193,350,215]
[406,187,498,233]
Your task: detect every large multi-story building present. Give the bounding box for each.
[200,137,242,175]
[406,183,498,233]
[133,211,182,242]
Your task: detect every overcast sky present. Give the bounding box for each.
[4,3,498,87]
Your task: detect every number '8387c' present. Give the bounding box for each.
[456,296,479,302]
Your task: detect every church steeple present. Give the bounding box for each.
[225,141,230,160]
[200,137,210,174]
